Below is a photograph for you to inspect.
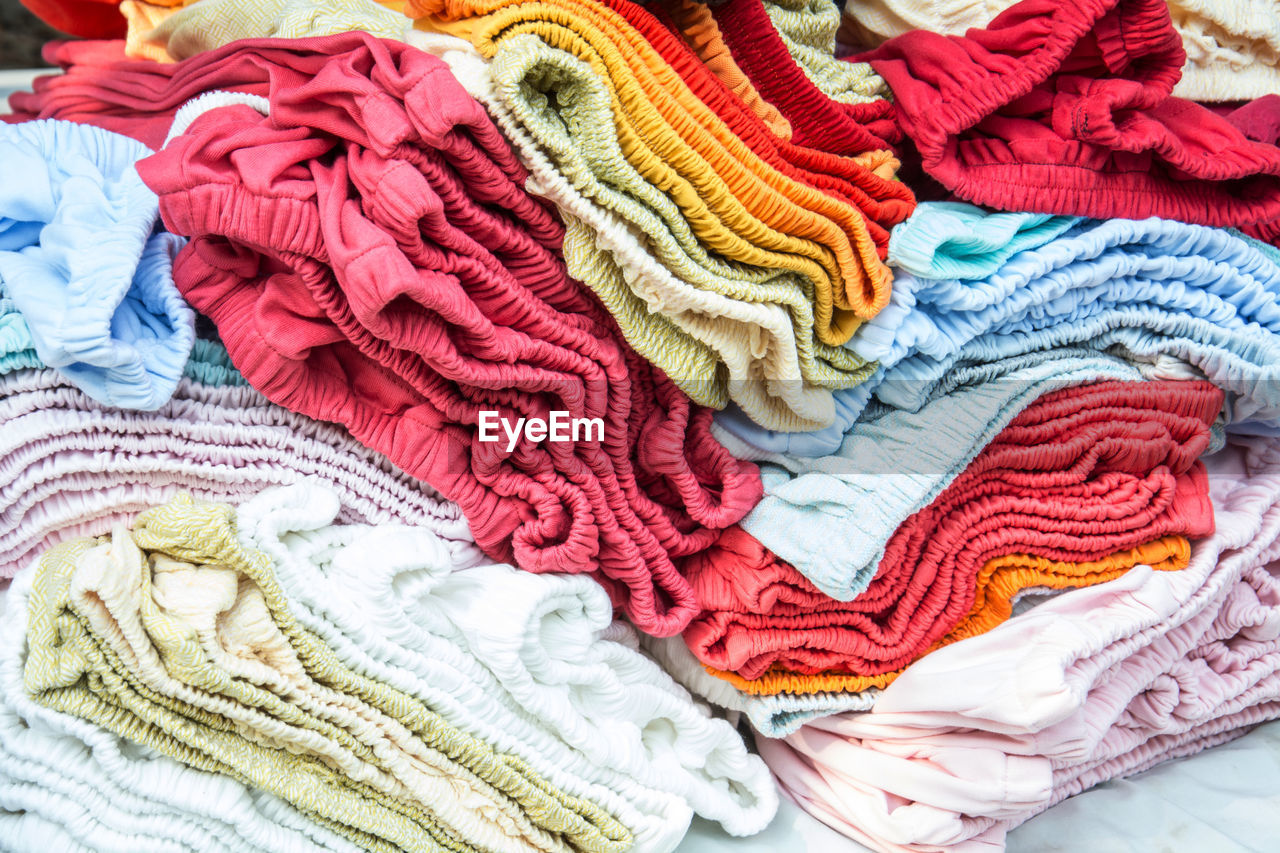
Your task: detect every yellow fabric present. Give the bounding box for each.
[707,535,1192,696]
[407,0,894,344]
[125,0,410,62]
[664,0,794,140]
[23,494,631,853]
[121,0,178,62]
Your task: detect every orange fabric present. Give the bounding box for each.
[406,0,896,341]
[709,535,1192,695]
[120,0,178,62]
[663,0,793,140]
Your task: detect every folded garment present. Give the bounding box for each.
[686,379,1219,694]
[682,0,899,156]
[406,32,874,433]
[0,567,362,853]
[28,32,754,636]
[719,210,1280,456]
[855,0,1280,236]
[658,0,794,141]
[0,361,477,578]
[23,494,633,853]
[121,0,410,61]
[235,482,778,847]
[17,0,127,38]
[841,0,1280,104]
[409,0,914,339]
[0,120,193,411]
[644,633,884,736]
[757,434,1280,851]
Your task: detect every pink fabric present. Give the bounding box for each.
[0,365,470,579]
[685,380,1221,680]
[854,0,1280,239]
[756,434,1280,852]
[114,34,759,637]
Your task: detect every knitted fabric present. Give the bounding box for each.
[23,494,632,853]
[855,0,1280,237]
[761,0,887,107]
[235,482,778,845]
[0,566,362,853]
[33,32,755,637]
[0,119,193,412]
[686,379,1220,693]
[406,0,914,340]
[841,0,1280,103]
[122,0,410,61]
[758,434,1280,851]
[719,210,1280,457]
[692,0,899,156]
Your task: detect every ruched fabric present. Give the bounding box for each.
[0,567,363,853]
[758,434,1280,852]
[22,493,634,853]
[234,482,778,847]
[405,0,915,339]
[0,361,475,579]
[684,380,1220,695]
[839,0,1280,103]
[854,0,1280,239]
[720,209,1280,457]
[18,32,761,636]
[691,0,899,156]
[0,120,194,412]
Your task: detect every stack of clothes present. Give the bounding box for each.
[3,0,1280,850]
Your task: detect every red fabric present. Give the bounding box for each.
[686,0,901,155]
[855,0,1280,239]
[107,33,760,636]
[596,0,916,259]
[683,380,1222,678]
[17,0,126,39]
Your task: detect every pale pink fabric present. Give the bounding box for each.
[758,434,1280,852]
[0,366,468,578]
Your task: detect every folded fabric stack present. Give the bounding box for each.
[4,0,1280,849]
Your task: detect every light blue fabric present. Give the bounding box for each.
[719,351,1178,600]
[718,209,1280,455]
[0,293,243,387]
[0,119,194,411]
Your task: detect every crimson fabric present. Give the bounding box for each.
[684,0,900,155]
[599,0,916,257]
[17,0,126,39]
[855,0,1280,238]
[684,380,1222,680]
[119,33,759,637]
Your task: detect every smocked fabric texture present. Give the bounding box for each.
[690,0,899,157]
[853,0,1280,240]
[0,362,473,579]
[685,380,1220,695]
[0,119,194,412]
[840,0,1280,103]
[27,32,759,637]
[718,209,1280,457]
[407,0,915,333]
[233,482,778,846]
[758,434,1280,851]
[23,492,636,853]
[0,566,363,853]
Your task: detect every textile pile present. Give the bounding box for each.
[2,0,1279,849]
